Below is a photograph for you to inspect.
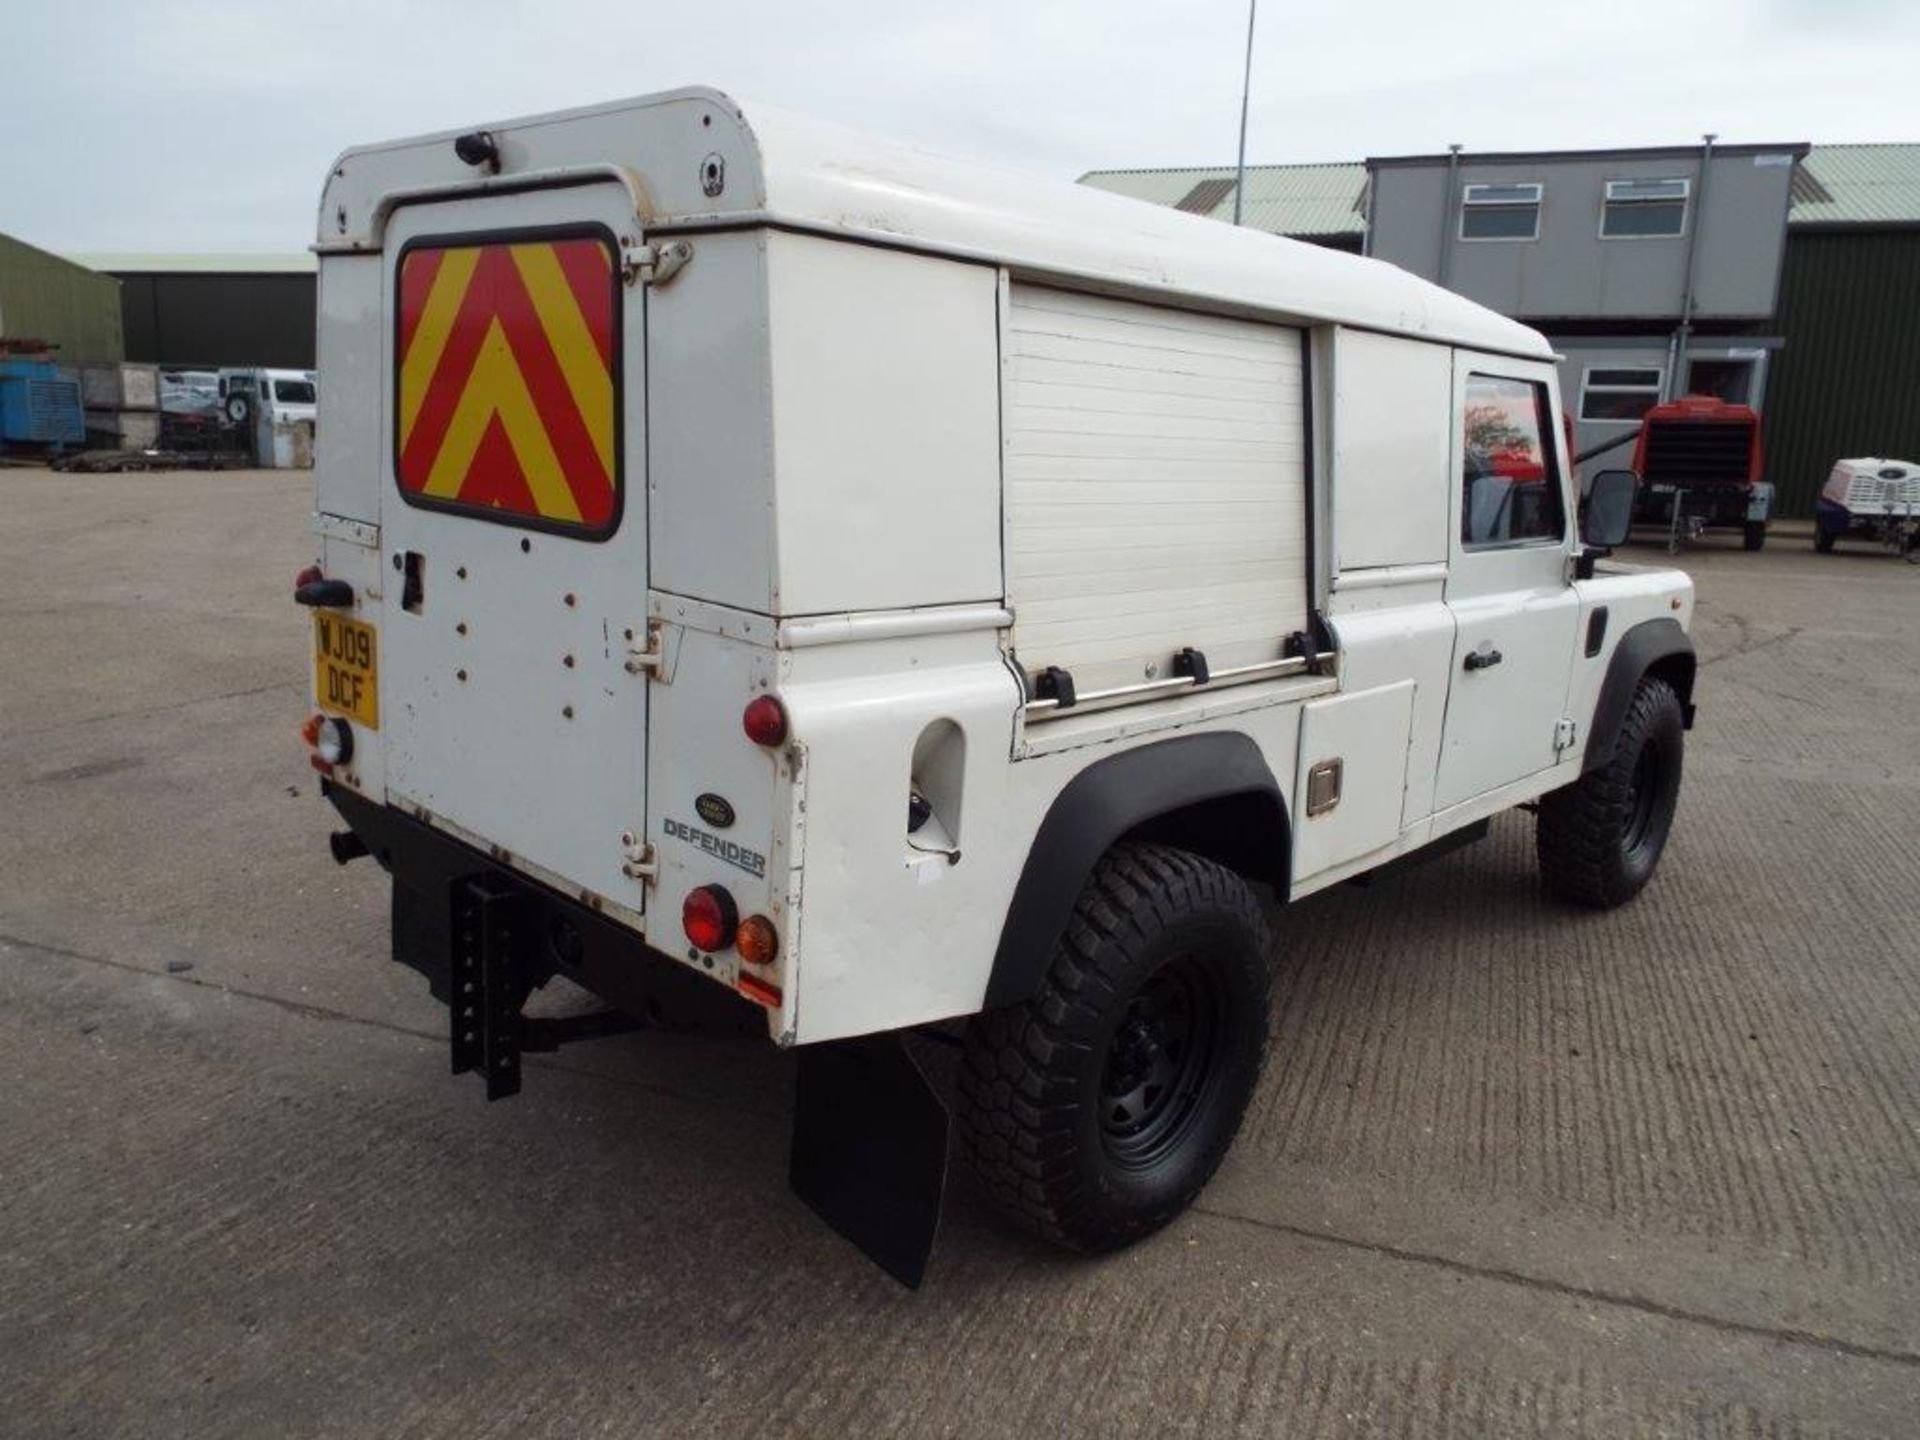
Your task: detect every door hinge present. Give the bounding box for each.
[624,621,666,675]
[622,240,692,287]
[1553,717,1578,754]
[619,831,658,883]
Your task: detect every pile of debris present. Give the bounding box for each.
[49,446,254,473]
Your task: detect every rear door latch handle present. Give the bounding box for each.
[1463,645,1503,672]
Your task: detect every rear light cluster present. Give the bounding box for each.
[300,713,353,772]
[741,694,788,747]
[735,915,779,968]
[681,885,738,953]
[682,884,783,1009]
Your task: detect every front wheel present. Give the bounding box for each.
[955,843,1271,1253]
[1814,526,1837,554]
[1537,676,1685,909]
[1743,520,1767,552]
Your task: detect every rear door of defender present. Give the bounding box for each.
[377,183,649,921]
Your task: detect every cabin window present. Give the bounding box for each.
[1459,182,1542,240]
[1578,366,1663,422]
[1601,178,1689,238]
[1460,374,1565,547]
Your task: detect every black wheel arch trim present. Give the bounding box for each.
[1584,617,1696,775]
[984,732,1288,1010]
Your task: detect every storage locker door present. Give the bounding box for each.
[1003,285,1309,703]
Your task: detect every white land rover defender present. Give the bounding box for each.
[301,89,1697,1286]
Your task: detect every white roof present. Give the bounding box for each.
[320,87,1548,360]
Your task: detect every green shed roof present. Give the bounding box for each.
[1079,161,1367,238]
[1082,143,1920,238]
[1791,145,1920,227]
[63,252,317,274]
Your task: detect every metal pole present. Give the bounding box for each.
[1232,0,1258,226]
[1437,143,1463,288]
[1670,131,1716,399]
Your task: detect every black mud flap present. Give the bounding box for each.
[790,1034,950,1289]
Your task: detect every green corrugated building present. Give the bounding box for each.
[1083,145,1920,517]
[1763,148,1920,513]
[0,233,123,362]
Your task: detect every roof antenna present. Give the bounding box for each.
[1232,0,1258,225]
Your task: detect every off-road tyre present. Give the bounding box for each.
[955,842,1271,1253]
[1537,675,1685,909]
[1743,520,1767,552]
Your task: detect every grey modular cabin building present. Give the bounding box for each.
[1084,143,1920,517]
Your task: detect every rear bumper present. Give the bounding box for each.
[323,781,759,1035]
[324,779,948,1285]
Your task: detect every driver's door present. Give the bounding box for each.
[1433,355,1580,811]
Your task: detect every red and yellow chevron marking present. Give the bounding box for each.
[397,235,616,529]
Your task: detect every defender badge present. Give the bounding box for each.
[694,792,736,829]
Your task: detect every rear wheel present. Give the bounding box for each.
[1538,675,1685,909]
[1743,520,1767,552]
[955,843,1270,1253]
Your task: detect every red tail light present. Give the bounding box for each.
[682,885,738,953]
[742,694,788,747]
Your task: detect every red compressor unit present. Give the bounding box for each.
[1629,395,1773,552]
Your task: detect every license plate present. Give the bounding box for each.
[313,612,379,728]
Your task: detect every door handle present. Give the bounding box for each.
[1463,646,1503,672]
[294,577,355,609]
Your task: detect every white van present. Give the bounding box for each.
[218,367,315,425]
[300,89,1696,1285]
[220,367,317,466]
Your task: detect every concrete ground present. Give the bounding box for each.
[2,467,1917,1438]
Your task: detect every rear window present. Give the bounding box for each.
[394,228,620,537]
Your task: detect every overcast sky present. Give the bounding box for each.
[7,0,1918,255]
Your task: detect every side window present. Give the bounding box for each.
[1601,178,1689,238]
[1460,182,1542,240]
[1579,366,1663,422]
[1460,374,1566,547]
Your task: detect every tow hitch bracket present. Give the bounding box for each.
[449,875,639,1100]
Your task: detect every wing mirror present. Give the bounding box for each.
[1581,469,1638,550]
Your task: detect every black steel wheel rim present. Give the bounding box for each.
[1624,740,1665,857]
[1099,953,1225,1170]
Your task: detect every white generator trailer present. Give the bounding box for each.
[301,89,1697,1285]
[1815,458,1920,559]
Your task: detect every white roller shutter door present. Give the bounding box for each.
[1003,285,1310,703]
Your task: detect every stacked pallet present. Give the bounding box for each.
[82,362,161,451]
